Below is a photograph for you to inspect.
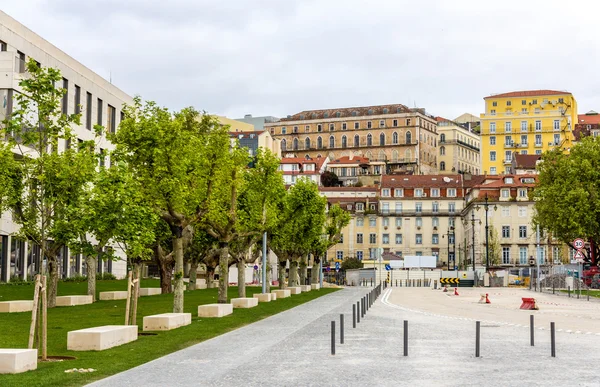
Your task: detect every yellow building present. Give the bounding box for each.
[217,116,257,132]
[436,117,481,175]
[480,90,577,175]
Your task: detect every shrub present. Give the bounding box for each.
[63,275,88,282]
[98,272,117,280]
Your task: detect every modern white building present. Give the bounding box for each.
[0,11,133,282]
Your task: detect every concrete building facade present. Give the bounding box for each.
[436,117,481,175]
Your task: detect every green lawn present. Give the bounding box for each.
[0,280,338,386]
[558,289,600,298]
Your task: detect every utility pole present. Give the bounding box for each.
[471,210,476,272]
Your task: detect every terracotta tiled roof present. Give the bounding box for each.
[382,252,402,260]
[513,154,541,169]
[279,104,416,122]
[328,156,370,165]
[578,113,600,125]
[484,90,571,99]
[476,174,537,189]
[381,174,464,188]
[280,156,327,171]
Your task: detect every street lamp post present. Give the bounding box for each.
[445,227,455,271]
[471,211,476,272]
[476,194,497,277]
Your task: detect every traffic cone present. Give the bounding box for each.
[443,285,448,292]
[454,287,459,296]
[485,293,491,304]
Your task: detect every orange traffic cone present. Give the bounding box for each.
[485,293,491,304]
[454,287,459,296]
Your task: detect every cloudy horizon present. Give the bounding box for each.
[3,0,600,120]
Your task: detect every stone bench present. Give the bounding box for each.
[56,295,93,306]
[139,288,161,297]
[300,285,311,292]
[67,325,138,351]
[0,349,37,374]
[253,293,272,302]
[143,313,191,331]
[270,292,277,300]
[311,284,320,290]
[272,289,290,299]
[289,287,302,295]
[0,301,33,313]
[198,304,233,318]
[99,291,128,301]
[231,297,259,308]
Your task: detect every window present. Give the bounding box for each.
[394,203,402,214]
[339,234,344,243]
[0,40,6,51]
[449,217,455,228]
[74,85,81,115]
[536,150,542,155]
[329,123,335,131]
[369,217,376,227]
[317,137,323,149]
[17,50,25,73]
[521,121,527,132]
[337,251,343,260]
[305,125,310,132]
[522,100,526,105]
[379,120,385,128]
[490,122,496,133]
[432,217,439,227]
[491,110,496,115]
[392,132,398,144]
[535,134,542,146]
[490,151,496,161]
[519,247,528,264]
[440,161,446,171]
[97,98,103,126]
[393,189,403,198]
[431,188,439,197]
[502,247,511,264]
[82,92,91,129]
[416,234,422,244]
[341,135,347,148]
[342,122,347,130]
[506,101,511,106]
[395,234,403,244]
[61,78,69,114]
[415,202,422,213]
[490,136,496,145]
[519,189,527,198]
[490,167,497,175]
[292,126,298,134]
[382,188,390,197]
[553,120,560,131]
[521,108,527,114]
[518,207,527,217]
[520,135,527,146]
[383,217,389,227]
[356,217,364,226]
[367,134,372,146]
[369,233,377,244]
[505,151,512,162]
[502,226,510,238]
[367,121,372,129]
[380,133,385,146]
[382,234,389,244]
[317,124,322,132]
[329,136,335,148]
[107,105,116,134]
[505,135,512,146]
[492,101,497,107]
[416,217,423,227]
[395,217,402,227]
[393,119,398,127]
[415,188,423,197]
[532,99,537,104]
[501,206,510,217]
[501,189,510,198]
[553,134,560,145]
[440,146,445,155]
[505,122,512,132]
[447,188,456,197]
[535,120,541,131]
[432,202,439,213]
[405,131,412,144]
[356,251,363,260]
[432,234,439,244]
[519,226,527,238]
[354,122,359,129]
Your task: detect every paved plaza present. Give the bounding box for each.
[90,287,600,387]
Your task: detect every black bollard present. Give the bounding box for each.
[551,322,556,357]
[331,321,335,355]
[553,284,555,294]
[530,315,534,346]
[340,314,344,344]
[352,304,356,328]
[475,321,480,358]
[357,301,360,323]
[403,320,408,356]
[568,286,571,297]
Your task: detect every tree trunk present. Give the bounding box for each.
[47,256,59,308]
[299,256,308,286]
[206,266,215,288]
[130,262,141,325]
[188,261,198,290]
[237,259,246,297]
[311,257,320,284]
[217,243,230,304]
[173,236,185,313]
[278,260,286,289]
[289,259,299,287]
[266,263,271,293]
[86,256,97,301]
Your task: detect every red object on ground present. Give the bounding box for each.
[454,288,459,296]
[520,297,538,310]
[485,293,491,304]
[443,287,448,292]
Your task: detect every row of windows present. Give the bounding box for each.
[381,188,457,198]
[280,132,413,151]
[439,146,480,163]
[488,120,563,133]
[491,98,564,107]
[500,225,529,239]
[439,133,480,148]
[354,233,447,245]
[356,216,457,227]
[275,118,420,135]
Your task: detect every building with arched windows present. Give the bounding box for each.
[436,117,481,175]
[266,104,439,175]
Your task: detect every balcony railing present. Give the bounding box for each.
[378,209,457,216]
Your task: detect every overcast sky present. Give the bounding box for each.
[4,0,600,120]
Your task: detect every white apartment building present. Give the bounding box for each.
[279,156,328,186]
[0,11,133,282]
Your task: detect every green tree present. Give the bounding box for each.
[486,224,501,266]
[320,171,340,187]
[1,60,98,307]
[534,136,600,263]
[114,99,228,312]
[341,257,364,270]
[185,227,218,290]
[310,204,351,284]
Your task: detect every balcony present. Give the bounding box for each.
[378,209,457,217]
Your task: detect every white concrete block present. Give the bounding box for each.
[56,295,93,306]
[252,293,272,302]
[289,286,302,295]
[311,284,320,290]
[300,285,311,292]
[270,292,277,300]
[143,313,192,331]
[139,288,161,297]
[99,291,128,301]
[0,349,37,374]
[0,301,33,313]
[197,304,233,318]
[231,297,259,308]
[67,325,138,351]
[272,289,291,298]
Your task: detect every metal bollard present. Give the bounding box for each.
[553,284,555,294]
[530,315,534,346]
[352,304,356,328]
[551,322,556,357]
[357,301,360,323]
[475,321,480,358]
[331,321,335,355]
[340,314,344,344]
[403,320,408,356]
[568,286,571,297]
